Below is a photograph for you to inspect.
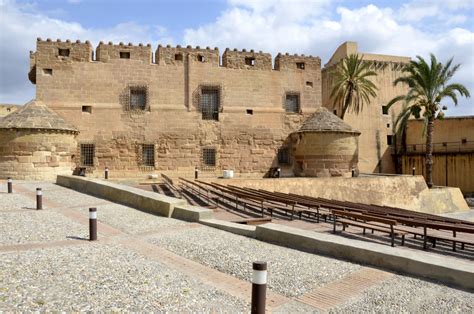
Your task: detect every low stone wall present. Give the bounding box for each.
[207,176,469,213]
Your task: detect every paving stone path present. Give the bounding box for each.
[1,181,472,312]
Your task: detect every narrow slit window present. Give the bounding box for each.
[80,144,95,167]
[296,62,305,70]
[387,135,393,146]
[120,51,130,59]
[202,148,216,169]
[201,88,219,120]
[285,94,300,113]
[141,144,155,167]
[382,105,389,115]
[129,88,147,111]
[245,57,255,66]
[278,148,290,165]
[58,48,70,57]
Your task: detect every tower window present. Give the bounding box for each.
[387,135,393,146]
[129,88,147,111]
[285,94,300,113]
[382,105,389,115]
[140,144,155,167]
[80,144,95,167]
[42,68,53,76]
[296,62,305,69]
[245,57,255,66]
[58,48,70,57]
[175,53,183,61]
[82,106,92,113]
[197,55,205,62]
[120,51,130,59]
[201,88,219,120]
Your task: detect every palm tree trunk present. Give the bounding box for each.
[425,116,435,188]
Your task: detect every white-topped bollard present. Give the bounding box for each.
[194,166,199,180]
[251,261,267,314]
[89,207,97,241]
[105,167,109,180]
[412,167,416,176]
[277,167,281,178]
[7,177,12,193]
[36,188,42,210]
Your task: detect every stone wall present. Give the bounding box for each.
[31,38,322,177]
[0,105,20,117]
[322,42,410,174]
[0,130,77,180]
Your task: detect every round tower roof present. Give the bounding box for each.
[296,107,360,134]
[0,100,78,133]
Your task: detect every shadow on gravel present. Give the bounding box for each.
[66,236,89,241]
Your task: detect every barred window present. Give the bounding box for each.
[80,144,95,167]
[285,94,300,113]
[202,148,216,169]
[201,89,219,121]
[278,148,290,165]
[140,144,155,167]
[130,88,147,111]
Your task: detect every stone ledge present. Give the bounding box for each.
[200,218,256,238]
[255,223,474,290]
[172,205,214,222]
[56,175,187,217]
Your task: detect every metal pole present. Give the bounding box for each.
[251,261,267,314]
[7,177,12,193]
[195,166,199,180]
[36,188,43,210]
[89,207,97,241]
[277,168,281,178]
[412,167,415,176]
[105,167,109,180]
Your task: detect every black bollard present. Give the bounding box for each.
[251,261,267,314]
[105,167,109,180]
[412,167,416,176]
[195,166,199,180]
[7,177,12,193]
[89,207,97,241]
[36,188,43,210]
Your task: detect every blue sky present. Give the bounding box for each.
[1,0,473,115]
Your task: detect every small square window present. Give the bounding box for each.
[58,48,70,57]
[285,94,300,113]
[278,148,290,165]
[245,57,255,66]
[382,105,389,115]
[42,68,52,75]
[442,142,447,147]
[202,148,216,169]
[120,51,130,59]
[296,62,305,69]
[387,123,390,128]
[80,144,95,167]
[246,109,253,115]
[82,106,92,113]
[333,109,337,115]
[387,135,393,146]
[140,144,155,167]
[129,88,147,111]
[461,138,467,144]
[197,55,205,62]
[306,81,313,87]
[175,53,183,61]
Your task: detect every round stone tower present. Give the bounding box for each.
[291,107,360,177]
[0,100,79,180]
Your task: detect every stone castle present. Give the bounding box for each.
[0,38,472,193]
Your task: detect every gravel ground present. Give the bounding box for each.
[0,193,35,211]
[148,226,361,297]
[332,275,474,313]
[0,210,90,244]
[0,243,249,312]
[69,203,188,235]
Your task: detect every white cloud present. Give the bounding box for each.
[183,1,474,116]
[0,0,173,104]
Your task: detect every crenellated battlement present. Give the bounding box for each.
[222,48,272,70]
[96,41,152,63]
[156,44,220,66]
[36,38,93,63]
[274,53,321,71]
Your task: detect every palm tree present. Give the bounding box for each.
[330,54,378,119]
[387,54,470,188]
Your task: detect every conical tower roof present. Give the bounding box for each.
[0,100,78,133]
[296,107,360,134]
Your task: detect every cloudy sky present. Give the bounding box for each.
[0,0,473,115]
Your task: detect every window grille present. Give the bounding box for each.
[140,144,155,167]
[130,88,147,111]
[80,144,95,167]
[201,89,219,120]
[285,94,300,113]
[278,148,290,165]
[202,148,217,170]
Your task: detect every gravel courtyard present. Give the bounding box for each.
[1,181,473,312]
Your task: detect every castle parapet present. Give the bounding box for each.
[96,42,152,63]
[156,45,220,66]
[36,38,93,64]
[274,53,321,71]
[222,49,272,70]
